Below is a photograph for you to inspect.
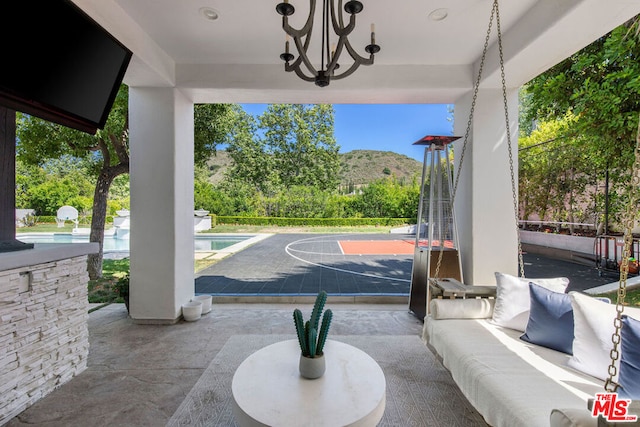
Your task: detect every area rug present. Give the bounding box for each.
[167,334,486,426]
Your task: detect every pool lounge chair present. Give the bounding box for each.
[56,206,79,229]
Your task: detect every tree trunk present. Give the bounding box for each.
[87,169,116,280]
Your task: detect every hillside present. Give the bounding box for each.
[206,149,423,186]
[339,150,422,186]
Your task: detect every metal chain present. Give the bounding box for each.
[495,1,526,278]
[604,117,640,392]
[429,0,496,283]
[431,0,526,282]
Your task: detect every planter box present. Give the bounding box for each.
[520,230,596,265]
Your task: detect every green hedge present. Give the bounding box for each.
[216,216,411,227]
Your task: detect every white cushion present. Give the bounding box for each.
[429,298,495,320]
[549,408,597,427]
[490,272,569,331]
[568,291,640,381]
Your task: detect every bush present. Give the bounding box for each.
[216,216,410,227]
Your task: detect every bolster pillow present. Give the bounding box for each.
[429,298,495,320]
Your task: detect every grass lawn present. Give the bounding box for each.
[18,223,397,234]
[16,223,99,233]
[598,287,640,307]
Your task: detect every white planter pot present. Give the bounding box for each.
[182,301,203,321]
[299,354,325,379]
[193,295,212,314]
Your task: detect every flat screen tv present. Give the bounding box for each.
[0,0,132,134]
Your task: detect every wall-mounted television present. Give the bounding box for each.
[0,0,132,134]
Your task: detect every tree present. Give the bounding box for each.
[17,85,237,279]
[522,17,640,230]
[519,115,601,231]
[224,104,341,195]
[260,104,341,191]
[225,107,279,195]
[194,104,237,165]
[18,86,129,279]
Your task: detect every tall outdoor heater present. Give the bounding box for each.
[409,135,463,319]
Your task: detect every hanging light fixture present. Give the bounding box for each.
[276,0,380,87]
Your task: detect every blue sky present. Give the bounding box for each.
[240,104,453,162]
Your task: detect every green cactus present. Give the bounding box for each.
[293,291,332,358]
[309,290,327,332]
[316,309,332,354]
[293,309,307,356]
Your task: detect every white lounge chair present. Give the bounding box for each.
[56,206,79,229]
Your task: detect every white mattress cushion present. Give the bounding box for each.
[425,316,603,427]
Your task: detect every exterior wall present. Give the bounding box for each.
[0,255,90,424]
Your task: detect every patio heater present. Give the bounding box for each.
[409,135,463,320]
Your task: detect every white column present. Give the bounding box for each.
[453,88,520,285]
[128,88,194,323]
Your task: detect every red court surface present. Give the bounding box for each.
[338,240,415,255]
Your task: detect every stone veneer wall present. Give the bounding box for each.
[0,255,90,424]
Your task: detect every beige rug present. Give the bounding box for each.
[167,334,486,426]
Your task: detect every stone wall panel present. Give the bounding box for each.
[0,255,90,424]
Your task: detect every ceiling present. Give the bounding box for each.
[72,0,640,105]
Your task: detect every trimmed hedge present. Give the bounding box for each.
[216,216,411,227]
[36,214,407,228]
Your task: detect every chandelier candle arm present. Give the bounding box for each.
[276,0,380,87]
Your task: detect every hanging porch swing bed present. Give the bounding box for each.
[420,1,640,426]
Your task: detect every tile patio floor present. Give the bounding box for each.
[6,302,469,427]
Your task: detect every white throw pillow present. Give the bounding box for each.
[490,272,569,331]
[568,291,640,381]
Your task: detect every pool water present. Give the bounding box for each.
[17,233,250,252]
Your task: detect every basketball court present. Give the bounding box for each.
[196,234,414,297]
[194,233,611,297]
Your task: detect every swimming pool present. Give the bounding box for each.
[17,233,252,252]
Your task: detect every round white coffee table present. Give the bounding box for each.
[232,339,386,427]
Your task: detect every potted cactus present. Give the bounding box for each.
[293,290,333,379]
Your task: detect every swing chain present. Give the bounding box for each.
[604,118,640,392]
[432,0,525,283]
[429,0,497,284]
[496,3,526,279]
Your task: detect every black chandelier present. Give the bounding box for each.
[276,0,380,87]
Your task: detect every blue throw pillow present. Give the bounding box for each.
[520,282,574,354]
[619,315,640,399]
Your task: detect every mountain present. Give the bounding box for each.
[205,149,423,186]
[338,150,422,186]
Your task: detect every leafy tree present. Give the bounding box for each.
[194,104,237,165]
[522,17,640,231]
[519,115,601,232]
[224,104,341,195]
[351,177,419,219]
[259,104,341,191]
[17,85,237,278]
[15,160,46,209]
[225,107,279,195]
[17,86,129,279]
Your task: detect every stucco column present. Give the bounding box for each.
[128,88,194,323]
[453,88,519,285]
